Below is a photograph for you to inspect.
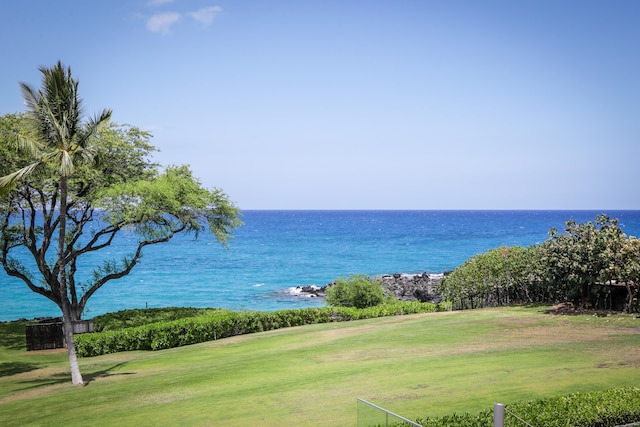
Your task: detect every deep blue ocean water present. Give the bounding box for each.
[2,210,640,321]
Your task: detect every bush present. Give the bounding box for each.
[437,215,640,313]
[93,307,225,331]
[414,386,640,427]
[75,301,450,357]
[326,274,385,308]
[437,245,545,310]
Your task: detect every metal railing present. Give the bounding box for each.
[356,398,423,427]
[495,403,535,427]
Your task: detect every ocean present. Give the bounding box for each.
[2,210,640,321]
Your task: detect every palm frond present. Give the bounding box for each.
[0,161,41,193]
[40,150,59,164]
[16,134,45,158]
[19,82,41,113]
[77,109,112,164]
[58,150,75,177]
[83,109,112,141]
[8,62,107,184]
[39,100,69,149]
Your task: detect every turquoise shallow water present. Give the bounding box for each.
[2,210,640,321]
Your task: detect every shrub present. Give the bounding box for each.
[415,386,640,427]
[93,307,225,332]
[75,301,449,357]
[326,274,385,308]
[437,245,545,310]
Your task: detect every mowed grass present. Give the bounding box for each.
[1,306,639,426]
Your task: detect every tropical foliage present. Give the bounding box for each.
[438,214,640,312]
[438,245,546,309]
[0,62,112,385]
[0,63,241,384]
[325,274,386,308]
[415,386,640,427]
[0,69,241,324]
[543,214,640,311]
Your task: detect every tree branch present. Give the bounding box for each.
[78,224,186,312]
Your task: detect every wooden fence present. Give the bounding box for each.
[25,320,94,351]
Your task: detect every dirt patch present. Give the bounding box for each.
[545,302,635,317]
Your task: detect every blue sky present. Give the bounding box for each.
[1,0,638,209]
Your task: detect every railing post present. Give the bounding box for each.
[494,403,505,427]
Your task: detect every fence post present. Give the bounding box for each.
[494,403,505,427]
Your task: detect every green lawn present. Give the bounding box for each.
[1,306,639,426]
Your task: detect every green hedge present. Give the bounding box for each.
[75,301,452,357]
[414,386,640,427]
[93,307,225,332]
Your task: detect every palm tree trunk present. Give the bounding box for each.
[58,175,84,386]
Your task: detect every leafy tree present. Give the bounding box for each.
[437,245,544,309]
[542,214,626,308]
[325,274,385,308]
[436,214,639,312]
[0,63,241,385]
[1,62,111,386]
[619,236,640,312]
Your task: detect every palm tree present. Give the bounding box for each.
[0,61,111,385]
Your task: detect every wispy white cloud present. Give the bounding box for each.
[144,4,222,34]
[146,12,181,34]
[188,6,222,26]
[147,0,175,6]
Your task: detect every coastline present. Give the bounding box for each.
[6,210,640,322]
[2,272,445,323]
[289,272,446,303]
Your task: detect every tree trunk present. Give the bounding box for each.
[69,305,83,323]
[58,175,84,386]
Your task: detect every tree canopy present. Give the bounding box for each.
[1,62,240,386]
[437,245,546,309]
[543,214,639,311]
[1,62,116,386]
[438,214,640,312]
[1,116,242,321]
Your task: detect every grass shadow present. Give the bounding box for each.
[0,362,40,377]
[83,363,135,384]
[542,302,627,317]
[12,362,135,393]
[15,371,72,389]
[0,321,29,351]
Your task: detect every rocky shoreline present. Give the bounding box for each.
[290,272,447,304]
